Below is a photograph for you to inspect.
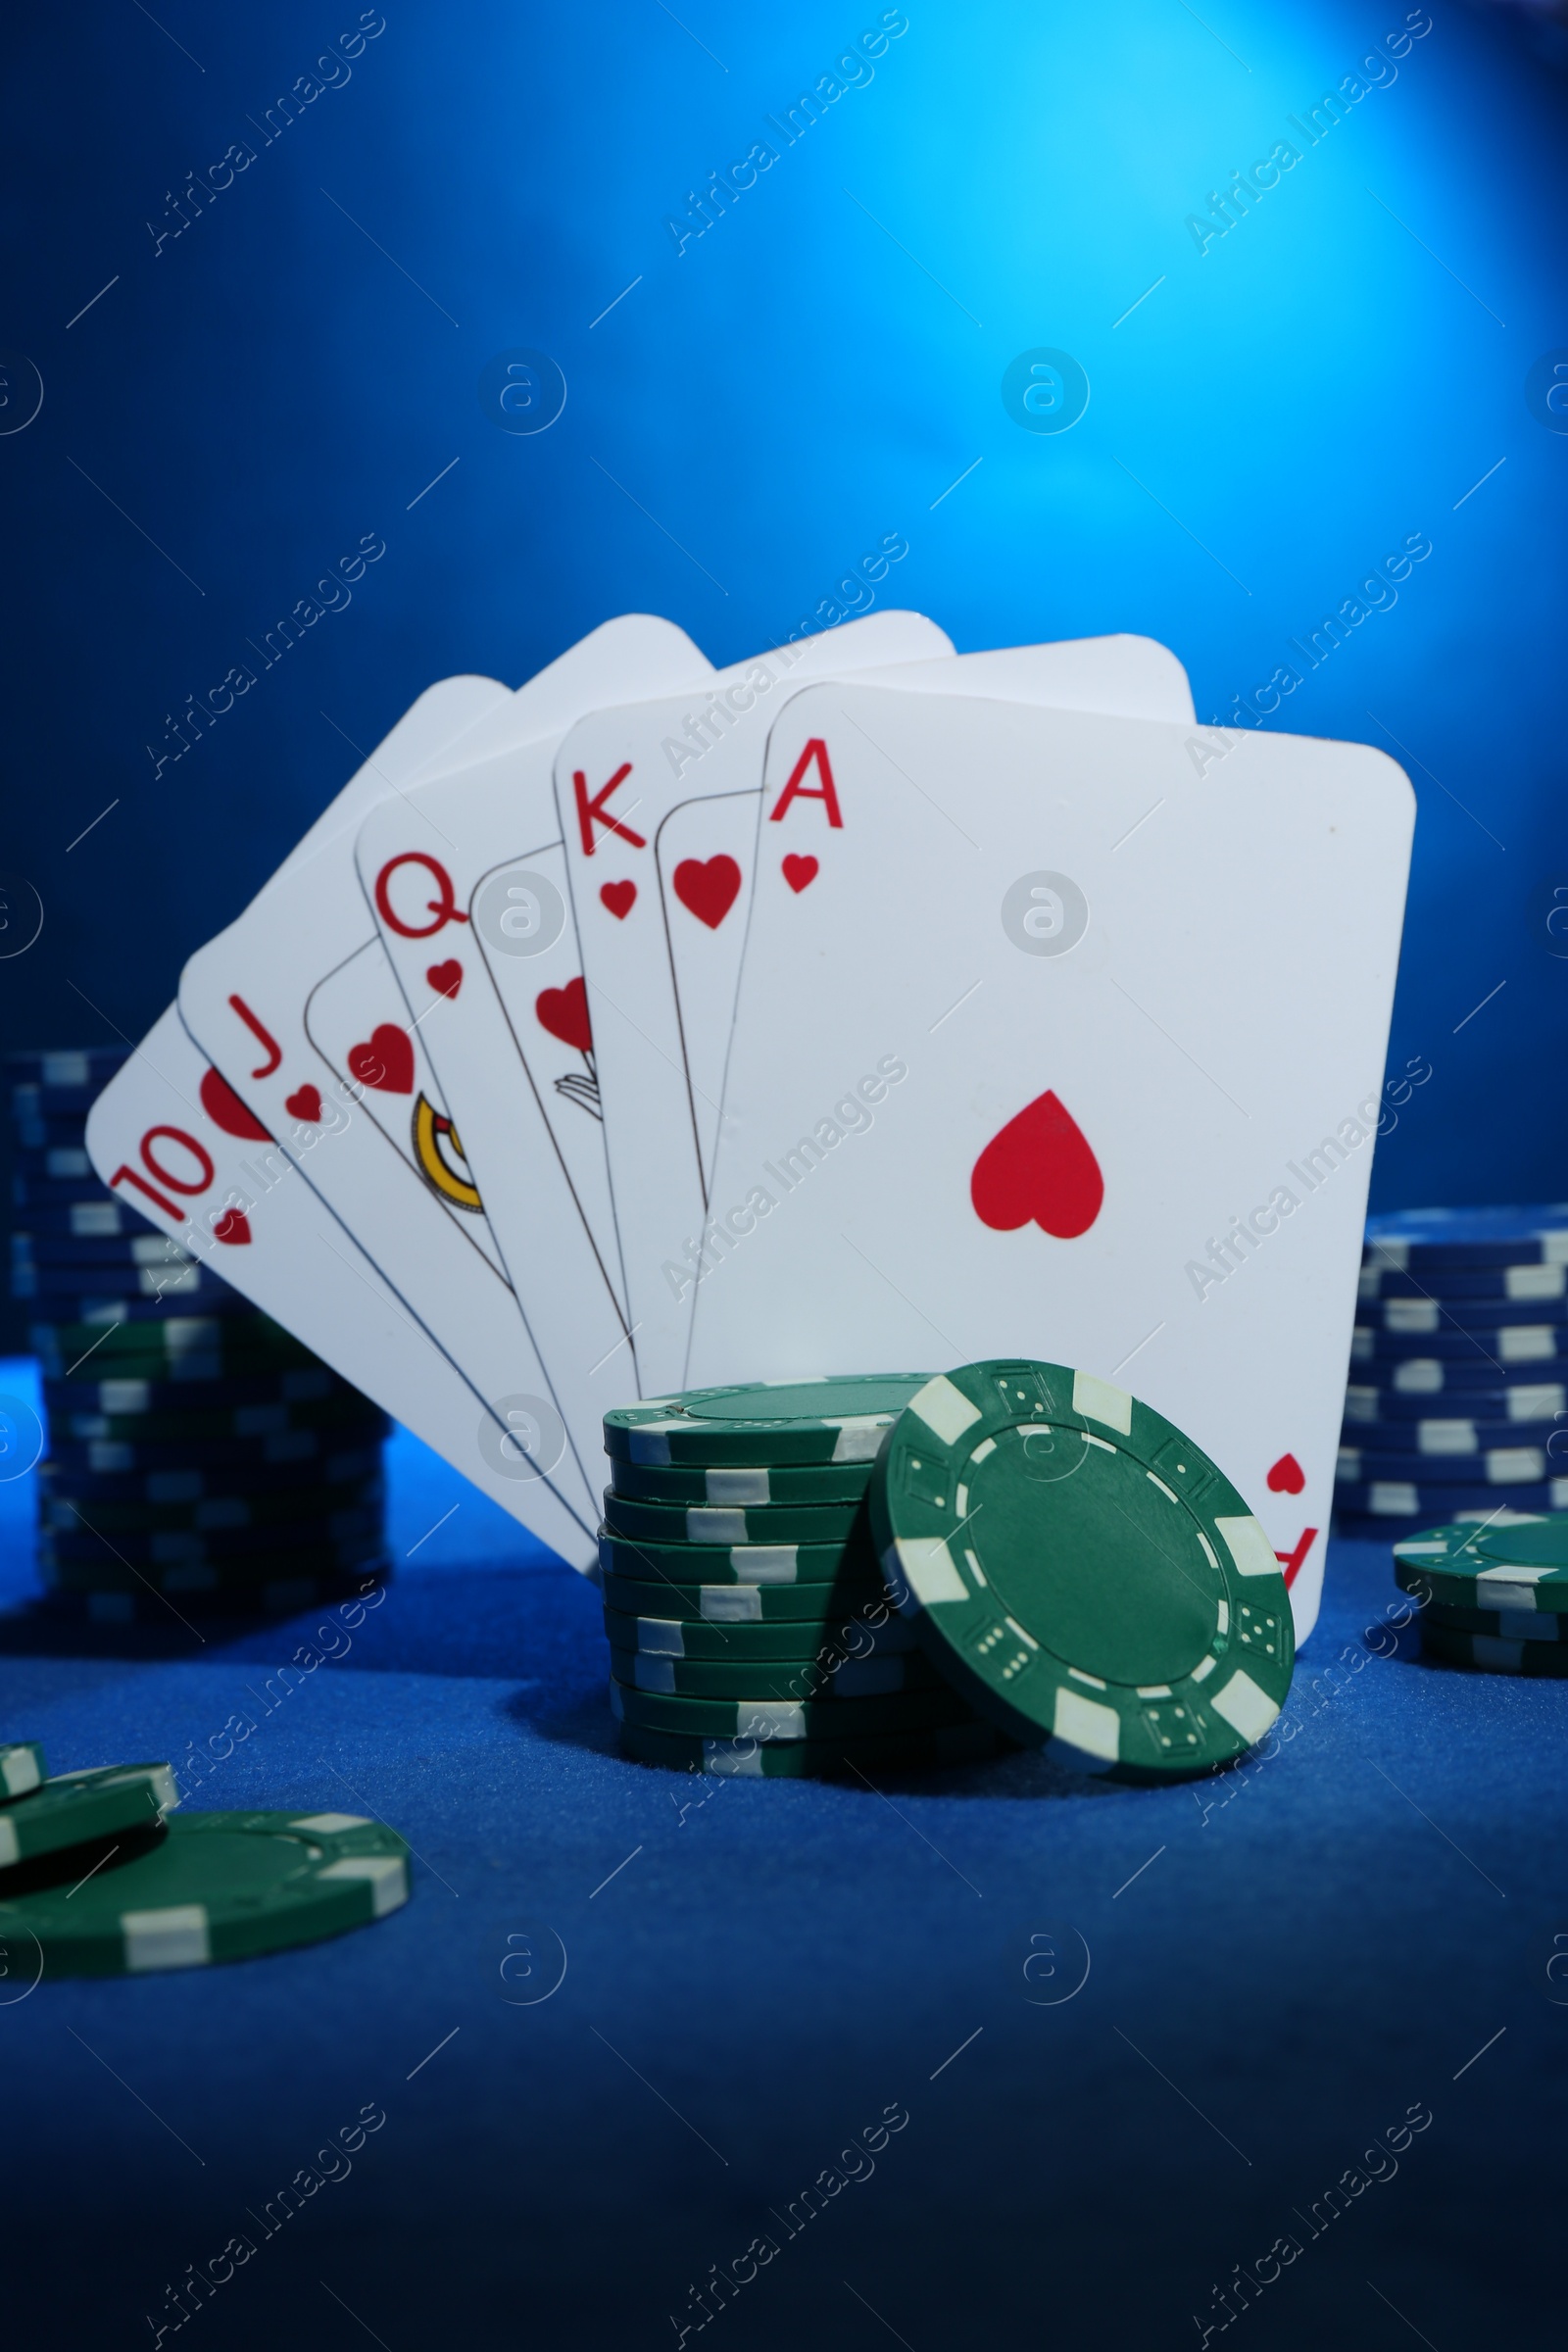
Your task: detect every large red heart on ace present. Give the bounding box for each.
[970,1091,1103,1239]
[673,856,741,930]
[348,1023,415,1094]
[536,976,593,1054]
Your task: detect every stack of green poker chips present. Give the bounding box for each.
[600,1377,1002,1776]
[867,1361,1296,1783]
[1394,1514,1568,1674]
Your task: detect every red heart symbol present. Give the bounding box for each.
[1267,1452,1305,1495]
[427,959,463,1002]
[970,1091,1103,1240]
[782,855,818,894]
[285,1085,322,1124]
[198,1066,270,1143]
[673,855,742,930]
[601,880,637,920]
[536,975,593,1054]
[211,1206,252,1246]
[348,1023,415,1094]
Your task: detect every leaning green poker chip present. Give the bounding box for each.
[1420,1622,1568,1677]
[615,1716,1005,1779]
[601,1569,888,1625]
[1393,1516,1568,1611]
[607,1643,945,1701]
[601,1489,867,1546]
[1421,1597,1568,1641]
[609,1679,974,1740]
[604,1376,932,1468]
[607,1453,875,1506]
[0,1763,176,1870]
[0,1808,409,1975]
[601,1605,917,1661]
[869,1361,1295,1781]
[597,1530,876,1587]
[0,1741,46,1799]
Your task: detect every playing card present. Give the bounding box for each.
[565,631,1195,1394]
[552,612,960,1395]
[683,686,1414,1641]
[178,657,660,1530]
[353,614,717,1453]
[84,1007,596,1567]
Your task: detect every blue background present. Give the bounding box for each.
[3,6,1568,2343]
[3,0,1566,1211]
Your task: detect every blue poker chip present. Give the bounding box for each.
[9,1149,100,1188]
[1357,1262,1568,1304]
[21,1276,254,1323]
[41,1367,368,1416]
[40,1447,385,1503]
[1358,1297,1568,1336]
[1343,1382,1567,1430]
[6,1047,128,1082]
[1335,1477,1568,1521]
[12,1232,203,1268]
[1338,1439,1562,1486]
[1364,1203,1568,1273]
[1350,1324,1568,1368]
[9,1200,138,1240]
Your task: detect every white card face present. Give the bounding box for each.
[552,612,955,1394]
[178,660,650,1530]
[84,1007,597,1568]
[684,686,1415,1642]
[353,615,715,1444]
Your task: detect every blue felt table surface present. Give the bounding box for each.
[1,1362,1564,2349]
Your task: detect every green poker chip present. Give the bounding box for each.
[609,1678,974,1741]
[0,1742,47,1800]
[1422,1596,1568,1641]
[0,1763,176,1871]
[1420,1622,1568,1677]
[615,1716,1005,1779]
[601,1489,866,1547]
[607,1641,945,1701]
[0,1807,410,1975]
[597,1529,876,1588]
[868,1361,1295,1781]
[601,1605,917,1662]
[604,1376,931,1468]
[608,1453,875,1506]
[600,1569,886,1625]
[1394,1516,1568,1612]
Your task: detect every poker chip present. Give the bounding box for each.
[607,1641,944,1701]
[1392,1517,1568,1611]
[1342,1381,1565,1423]
[601,1488,868,1546]
[40,1446,384,1501]
[1350,1323,1568,1366]
[1363,1203,1568,1273]
[1357,1262,1568,1303]
[39,1571,387,1625]
[1358,1297,1568,1335]
[43,1366,362,1416]
[7,1047,130,1084]
[12,1231,204,1270]
[597,1529,878,1587]
[615,1715,1006,1778]
[609,1677,978,1740]
[46,1398,389,1451]
[1339,1477,1568,1521]
[603,1376,931,1467]
[607,1453,875,1506]
[1421,1597,1568,1640]
[1420,1623,1568,1677]
[0,1763,176,1870]
[868,1361,1294,1781]
[32,1316,317,1382]
[1337,1442,1561,1486]
[0,1741,47,1799]
[40,1476,384,1535]
[614,1716,1006,1779]
[21,1271,251,1316]
[0,1808,410,1974]
[40,1516,385,1570]
[601,1604,918,1660]
[600,1569,886,1624]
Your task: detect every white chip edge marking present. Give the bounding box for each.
[0,1749,41,1798]
[970,1437,997,1465]
[1191,1654,1216,1682]
[705,1740,764,1776]
[1068,1665,1105,1688]
[830,1417,894,1462]
[1071,1371,1133,1435]
[894,1536,968,1604]
[318,1854,409,1914]
[734,1546,797,1585]
[1209,1669,1279,1744]
[707,1468,770,1504]
[635,1617,684,1654]
[1004,1614,1040,1651]
[700,1587,762,1621]
[1215,1516,1283,1578]
[954,1483,968,1517]
[291,1812,368,1835]
[1085,1433,1115,1455]
[1197,1532,1219,1572]
[687,1507,748,1543]
[1147,1472,1177,1503]
[1054,1687,1120,1761]
[964,1545,987,1588]
[122,1903,210,1971]
[635,1657,676,1692]
[908,1375,982,1447]
[0,1818,17,1866]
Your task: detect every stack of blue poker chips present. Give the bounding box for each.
[9,1050,392,1626]
[1337,1203,1568,1535]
